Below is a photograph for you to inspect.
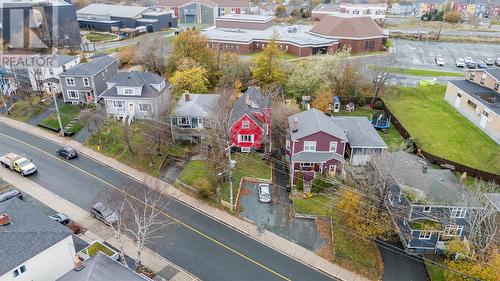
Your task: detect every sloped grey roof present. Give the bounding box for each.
[449,80,500,115]
[485,69,500,81]
[59,56,117,77]
[171,94,220,118]
[0,198,72,276]
[334,117,387,149]
[100,71,167,100]
[57,252,148,281]
[291,151,345,163]
[229,87,271,127]
[77,4,152,19]
[484,193,500,212]
[288,108,347,141]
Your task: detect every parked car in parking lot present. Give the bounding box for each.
[464,57,474,64]
[56,147,78,159]
[495,58,500,66]
[435,55,445,66]
[90,202,119,225]
[455,58,465,67]
[258,183,271,203]
[49,213,70,225]
[484,58,494,65]
[478,62,488,69]
[466,62,477,69]
[0,189,23,203]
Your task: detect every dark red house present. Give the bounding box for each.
[229,87,272,152]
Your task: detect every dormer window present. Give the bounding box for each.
[123,88,134,95]
[242,121,250,128]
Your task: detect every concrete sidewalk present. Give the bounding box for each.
[0,168,198,281]
[0,116,369,281]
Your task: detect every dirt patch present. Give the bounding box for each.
[314,218,333,261]
[239,185,251,196]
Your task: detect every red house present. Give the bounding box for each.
[229,87,272,153]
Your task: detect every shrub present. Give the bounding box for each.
[357,97,366,107]
[373,101,384,110]
[311,175,331,194]
[296,172,303,191]
[194,178,214,199]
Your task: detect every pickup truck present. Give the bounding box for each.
[0,153,37,176]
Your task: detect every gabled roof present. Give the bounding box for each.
[0,198,72,276]
[288,108,347,141]
[333,117,387,149]
[77,4,153,19]
[309,15,383,39]
[57,252,148,281]
[59,56,117,77]
[171,93,220,118]
[229,87,271,127]
[99,71,168,99]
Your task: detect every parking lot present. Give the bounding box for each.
[392,39,500,72]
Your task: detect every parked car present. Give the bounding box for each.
[466,62,477,69]
[258,183,271,203]
[478,62,488,69]
[49,213,70,225]
[90,202,119,225]
[495,58,500,66]
[455,58,465,67]
[56,147,78,159]
[484,58,494,65]
[435,55,445,66]
[464,57,474,64]
[0,189,23,203]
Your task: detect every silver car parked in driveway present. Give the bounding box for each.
[258,184,271,203]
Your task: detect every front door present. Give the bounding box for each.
[454,96,461,108]
[480,112,488,128]
[128,103,135,115]
[85,92,93,103]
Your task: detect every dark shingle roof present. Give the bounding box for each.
[334,116,388,149]
[171,93,220,118]
[99,71,168,99]
[449,80,500,115]
[59,56,117,77]
[229,87,271,127]
[0,198,72,276]
[57,252,148,281]
[288,109,347,141]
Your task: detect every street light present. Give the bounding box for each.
[219,144,236,212]
[49,86,64,137]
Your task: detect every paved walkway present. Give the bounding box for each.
[0,116,369,281]
[0,168,197,281]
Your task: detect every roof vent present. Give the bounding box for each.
[292,117,298,133]
[0,214,11,226]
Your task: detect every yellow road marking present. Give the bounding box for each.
[0,131,292,281]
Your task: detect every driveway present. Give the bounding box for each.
[377,240,429,281]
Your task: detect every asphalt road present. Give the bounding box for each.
[0,123,336,281]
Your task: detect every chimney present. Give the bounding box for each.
[245,93,250,106]
[0,214,10,226]
[292,117,298,133]
[184,92,190,102]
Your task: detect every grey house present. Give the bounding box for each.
[170,93,220,142]
[99,71,171,121]
[59,56,118,104]
[381,151,482,254]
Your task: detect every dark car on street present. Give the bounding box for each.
[0,189,23,203]
[57,147,78,159]
[90,202,119,225]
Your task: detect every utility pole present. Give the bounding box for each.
[51,88,64,137]
[228,150,236,212]
[0,87,8,114]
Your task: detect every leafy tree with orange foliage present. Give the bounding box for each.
[311,91,332,112]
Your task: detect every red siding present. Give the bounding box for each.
[230,114,264,149]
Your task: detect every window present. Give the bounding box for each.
[139,103,151,112]
[83,78,90,87]
[242,121,250,128]
[444,225,464,236]
[494,82,499,91]
[198,118,203,127]
[329,141,337,153]
[456,225,464,236]
[303,141,316,152]
[12,265,26,278]
[238,134,254,143]
[123,88,134,95]
[419,231,432,240]
[65,77,75,86]
[19,266,26,274]
[469,72,475,81]
[67,90,79,99]
[423,206,431,213]
[467,99,477,109]
[299,162,313,167]
[12,269,19,278]
[329,165,337,173]
[112,100,124,108]
[179,117,191,125]
[241,147,250,152]
[456,93,461,97]
[451,208,467,218]
[285,139,290,151]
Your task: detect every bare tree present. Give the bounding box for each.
[134,34,171,76]
[272,101,299,151]
[365,58,396,106]
[122,121,134,155]
[79,102,108,134]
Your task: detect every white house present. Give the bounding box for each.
[0,198,76,281]
[27,54,80,93]
[99,71,171,121]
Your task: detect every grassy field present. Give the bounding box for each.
[293,194,333,216]
[86,121,168,177]
[368,66,463,77]
[425,262,446,281]
[39,104,82,134]
[85,32,117,42]
[177,160,212,187]
[332,107,405,150]
[8,98,45,122]
[384,85,500,174]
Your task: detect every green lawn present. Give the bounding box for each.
[425,262,446,281]
[177,160,212,187]
[220,153,272,202]
[85,32,117,42]
[8,98,45,122]
[86,121,167,177]
[39,104,83,134]
[293,194,333,216]
[332,107,405,150]
[369,66,463,77]
[384,85,500,174]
